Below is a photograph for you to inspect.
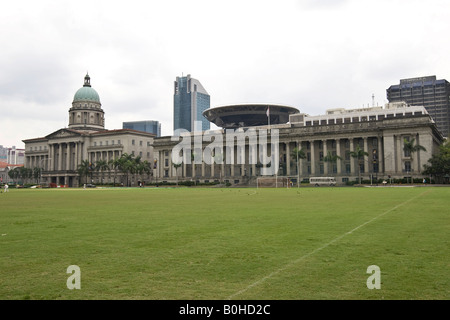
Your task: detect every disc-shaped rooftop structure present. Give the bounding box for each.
[202,103,300,129]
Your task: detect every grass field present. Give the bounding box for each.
[0,186,448,300]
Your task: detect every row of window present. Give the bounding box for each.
[93,140,152,147]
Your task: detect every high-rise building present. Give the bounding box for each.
[173,74,210,133]
[387,75,450,137]
[123,120,161,137]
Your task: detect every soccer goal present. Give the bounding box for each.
[256,177,292,188]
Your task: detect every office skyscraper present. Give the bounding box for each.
[123,120,161,137]
[174,74,210,133]
[387,75,450,137]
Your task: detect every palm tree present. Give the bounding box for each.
[115,153,134,186]
[77,160,91,185]
[290,146,306,187]
[139,160,152,185]
[350,145,369,185]
[33,167,42,184]
[108,158,120,187]
[403,138,426,183]
[95,160,110,185]
[172,162,182,186]
[323,151,342,175]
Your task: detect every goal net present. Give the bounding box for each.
[256,177,292,188]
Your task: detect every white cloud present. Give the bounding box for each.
[1,0,450,146]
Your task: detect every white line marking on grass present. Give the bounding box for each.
[227,190,431,299]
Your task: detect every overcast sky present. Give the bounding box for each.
[1,0,450,148]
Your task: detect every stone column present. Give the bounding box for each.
[323,139,328,175]
[74,142,78,171]
[241,145,245,177]
[349,138,355,176]
[310,140,315,175]
[66,143,71,171]
[364,137,369,174]
[286,142,290,176]
[57,144,62,172]
[377,136,384,174]
[336,139,342,175]
[396,135,403,174]
[250,144,256,177]
[414,133,420,174]
[49,144,53,171]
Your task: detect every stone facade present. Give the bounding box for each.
[22,75,155,187]
[153,105,443,185]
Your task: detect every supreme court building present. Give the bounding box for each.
[23,74,155,187]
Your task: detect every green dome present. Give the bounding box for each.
[72,73,101,103]
[73,86,100,103]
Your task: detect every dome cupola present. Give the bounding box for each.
[73,73,101,104]
[68,73,105,131]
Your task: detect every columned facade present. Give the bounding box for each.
[152,110,443,185]
[23,74,156,187]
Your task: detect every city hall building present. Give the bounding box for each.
[22,74,155,187]
[153,102,444,185]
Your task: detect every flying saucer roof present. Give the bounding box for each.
[202,103,300,129]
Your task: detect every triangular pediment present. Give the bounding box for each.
[45,128,85,140]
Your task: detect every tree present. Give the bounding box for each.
[8,167,20,183]
[108,158,120,186]
[77,160,91,185]
[172,162,182,186]
[290,146,306,187]
[95,160,110,185]
[33,167,42,184]
[422,140,450,183]
[403,138,426,183]
[350,145,369,185]
[323,151,342,175]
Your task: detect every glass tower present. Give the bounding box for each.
[387,76,450,138]
[174,74,210,133]
[123,120,161,137]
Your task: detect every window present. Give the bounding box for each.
[345,151,350,161]
[132,140,135,145]
[372,138,378,147]
[405,161,411,172]
[140,141,143,146]
[118,140,121,145]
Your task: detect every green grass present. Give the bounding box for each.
[0,186,448,300]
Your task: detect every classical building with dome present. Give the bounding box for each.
[22,74,156,187]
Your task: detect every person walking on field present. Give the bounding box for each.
[4,184,9,192]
